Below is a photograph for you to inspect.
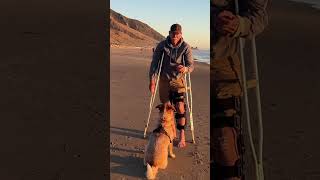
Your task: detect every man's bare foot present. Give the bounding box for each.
[177,130,187,148]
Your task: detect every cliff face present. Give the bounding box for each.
[110,9,165,47]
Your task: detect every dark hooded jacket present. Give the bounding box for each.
[149,36,194,81]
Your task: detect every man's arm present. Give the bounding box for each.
[149,43,163,82]
[233,0,268,38]
[183,45,194,73]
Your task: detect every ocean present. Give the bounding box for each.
[289,0,320,9]
[192,49,210,64]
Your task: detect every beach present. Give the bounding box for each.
[110,47,210,179]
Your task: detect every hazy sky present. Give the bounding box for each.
[110,0,210,50]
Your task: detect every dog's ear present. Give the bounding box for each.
[166,103,176,112]
[155,104,164,111]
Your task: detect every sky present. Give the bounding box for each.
[110,0,210,50]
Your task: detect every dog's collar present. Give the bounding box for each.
[153,125,172,143]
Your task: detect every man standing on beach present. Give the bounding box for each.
[211,0,268,179]
[149,24,194,148]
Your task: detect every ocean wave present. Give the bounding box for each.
[192,49,210,64]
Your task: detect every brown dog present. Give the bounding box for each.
[144,102,177,179]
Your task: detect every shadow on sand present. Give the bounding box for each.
[110,147,144,154]
[110,126,150,139]
[110,154,145,178]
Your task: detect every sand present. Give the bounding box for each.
[0,2,107,180]
[110,47,210,179]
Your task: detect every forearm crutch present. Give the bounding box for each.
[182,57,195,144]
[235,0,264,179]
[143,52,164,138]
[251,37,264,180]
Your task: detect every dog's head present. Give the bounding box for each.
[155,102,176,124]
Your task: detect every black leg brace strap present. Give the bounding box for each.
[169,91,184,104]
[175,113,185,119]
[212,160,242,178]
[176,113,186,130]
[212,96,241,128]
[212,114,241,128]
[177,124,185,130]
[212,96,241,113]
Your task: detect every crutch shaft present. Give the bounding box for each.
[235,0,262,179]
[183,65,195,144]
[144,53,164,138]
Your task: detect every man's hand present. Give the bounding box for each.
[216,10,240,35]
[176,65,188,74]
[149,80,156,94]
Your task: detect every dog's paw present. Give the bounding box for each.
[169,153,176,159]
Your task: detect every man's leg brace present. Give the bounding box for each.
[211,96,245,179]
[170,91,187,130]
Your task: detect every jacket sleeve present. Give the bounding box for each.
[233,0,268,39]
[184,45,194,73]
[149,42,163,82]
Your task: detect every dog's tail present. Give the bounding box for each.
[146,163,158,179]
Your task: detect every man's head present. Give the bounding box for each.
[169,24,182,46]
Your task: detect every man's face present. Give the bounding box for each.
[169,31,182,45]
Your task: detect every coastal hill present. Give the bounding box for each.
[110,9,165,48]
